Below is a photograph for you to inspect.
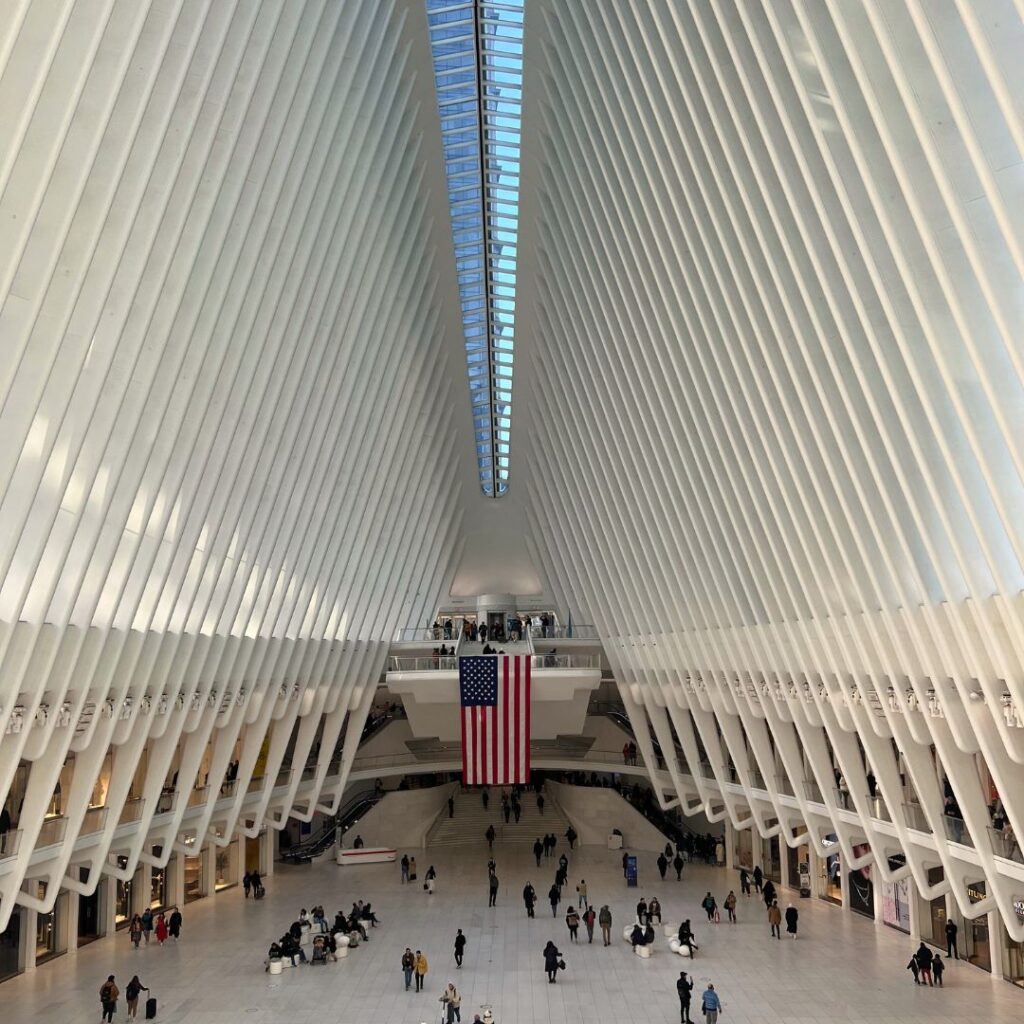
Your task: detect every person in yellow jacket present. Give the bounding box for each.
[414,950,428,992]
[767,901,782,940]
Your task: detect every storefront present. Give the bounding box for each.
[34,882,66,965]
[215,841,238,891]
[183,854,205,904]
[786,839,810,893]
[916,866,947,948]
[245,834,263,874]
[881,878,912,933]
[150,847,169,911]
[733,827,753,870]
[1002,900,1024,987]
[761,835,782,883]
[114,857,133,929]
[965,881,991,972]
[76,868,102,946]
[0,911,21,983]
[820,835,842,904]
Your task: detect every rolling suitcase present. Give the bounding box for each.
[145,995,157,1019]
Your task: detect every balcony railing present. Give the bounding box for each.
[38,816,68,848]
[903,802,931,833]
[393,619,465,642]
[532,654,598,669]
[988,827,1024,864]
[943,814,972,847]
[81,806,108,835]
[187,786,209,809]
[802,780,824,803]
[118,797,145,824]
[541,624,599,640]
[0,829,22,859]
[774,774,795,796]
[388,655,458,672]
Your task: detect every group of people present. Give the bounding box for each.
[266,901,382,969]
[399,853,437,894]
[99,973,151,1023]
[621,741,639,766]
[907,942,946,986]
[127,906,182,947]
[242,870,265,898]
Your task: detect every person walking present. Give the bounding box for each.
[155,912,168,945]
[448,795,455,818]
[565,825,578,850]
[701,892,717,922]
[752,864,763,893]
[657,852,668,879]
[548,883,561,917]
[575,879,588,909]
[168,906,182,941]
[523,882,536,918]
[701,983,722,1024]
[488,873,499,908]
[674,851,684,880]
[533,838,543,867]
[916,943,934,986]
[582,905,596,943]
[537,793,545,814]
[124,975,149,1022]
[482,788,489,810]
[724,891,737,924]
[945,919,959,959]
[677,970,694,1024]
[907,952,921,984]
[401,853,410,883]
[565,906,580,943]
[768,901,782,939]
[99,975,119,1024]
[485,825,495,851]
[242,871,252,898]
[933,953,945,986]
[739,867,750,896]
[543,940,562,983]
[454,929,466,968]
[401,948,415,990]
[129,914,143,948]
[441,982,461,1023]
[409,856,417,881]
[599,904,613,946]
[785,904,798,938]
[141,908,153,944]
[414,950,428,992]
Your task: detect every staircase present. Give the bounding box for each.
[426,787,570,847]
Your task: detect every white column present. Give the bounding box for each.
[987,909,1005,985]
[724,820,736,870]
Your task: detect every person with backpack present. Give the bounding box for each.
[454,929,467,968]
[99,975,119,1024]
[125,975,149,1022]
[440,982,461,1023]
[565,906,580,942]
[701,892,717,922]
[582,905,596,943]
[907,951,921,984]
[599,905,613,946]
[401,948,415,990]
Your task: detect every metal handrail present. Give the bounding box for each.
[0,829,22,859]
[988,827,1023,864]
[388,656,458,672]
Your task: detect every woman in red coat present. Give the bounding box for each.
[155,912,168,945]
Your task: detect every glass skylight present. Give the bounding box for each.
[426,0,524,497]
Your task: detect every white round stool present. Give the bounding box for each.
[335,945,349,959]
[635,944,651,958]
[663,923,676,938]
[268,959,283,975]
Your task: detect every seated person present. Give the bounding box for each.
[333,911,348,935]
[280,933,306,965]
[265,940,282,970]
[325,932,337,960]
[298,908,311,930]
[360,902,379,927]
[630,923,644,947]
[348,914,368,942]
[644,923,655,945]
[677,919,698,954]
[648,897,662,923]
[289,920,303,943]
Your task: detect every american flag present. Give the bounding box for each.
[459,655,531,785]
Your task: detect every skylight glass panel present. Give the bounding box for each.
[427,0,524,497]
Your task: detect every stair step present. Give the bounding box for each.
[426,789,572,848]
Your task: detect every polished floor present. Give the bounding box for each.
[7,842,1024,1024]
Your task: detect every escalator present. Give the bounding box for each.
[279,790,379,865]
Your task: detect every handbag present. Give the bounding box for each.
[423,883,428,891]
[557,959,566,970]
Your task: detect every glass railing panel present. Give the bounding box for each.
[81,806,108,835]
[0,829,22,859]
[38,816,68,847]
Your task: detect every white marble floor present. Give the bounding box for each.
[7,842,1024,1024]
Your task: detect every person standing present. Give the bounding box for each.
[401,853,410,883]
[155,911,168,945]
[548,883,561,917]
[141,907,153,944]
[565,825,578,850]
[533,838,544,867]
[752,864,763,894]
[916,943,934,986]
[674,851,684,880]
[99,975,119,1024]
[677,971,694,1024]
[932,953,945,986]
[763,879,777,909]
[441,982,461,1023]
[414,950,428,992]
[242,871,252,898]
[657,852,668,879]
[537,793,545,815]
[785,904,798,938]
[599,905,612,946]
[523,882,536,918]
[488,873,499,907]
[448,795,455,818]
[718,891,734,924]
[945,918,959,959]
[485,825,495,851]
[129,914,143,948]
[622,850,630,878]
[565,906,580,942]
[454,929,466,968]
[543,940,562,983]
[582,905,596,943]
[739,867,750,896]
[124,975,149,1023]
[575,879,588,910]
[768,901,782,939]
[701,983,722,1024]
[482,788,489,810]
[168,906,182,941]
[401,948,415,990]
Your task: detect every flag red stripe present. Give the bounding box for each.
[461,694,469,784]
[524,656,531,783]
[511,656,518,784]
[502,657,510,784]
